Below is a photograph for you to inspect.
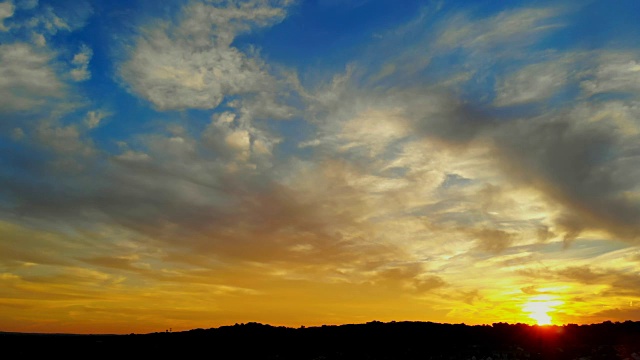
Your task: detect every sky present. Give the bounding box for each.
[1,0,640,334]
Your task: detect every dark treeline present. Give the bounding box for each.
[2,320,640,359]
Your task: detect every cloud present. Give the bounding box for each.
[493,113,640,242]
[0,221,75,267]
[1,0,91,47]
[591,306,640,323]
[520,265,640,297]
[0,42,64,112]
[70,44,92,81]
[29,5,70,33]
[119,0,291,111]
[291,3,640,256]
[30,31,45,46]
[494,57,569,106]
[84,109,110,129]
[310,40,640,250]
[80,255,143,273]
[11,127,24,140]
[16,0,37,10]
[555,266,607,285]
[296,65,563,261]
[1,118,383,269]
[435,7,563,51]
[581,53,640,96]
[520,285,541,295]
[35,122,93,157]
[28,2,93,34]
[0,0,15,31]
[470,228,515,254]
[364,61,640,244]
[373,263,446,294]
[202,111,279,164]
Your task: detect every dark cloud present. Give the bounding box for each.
[437,288,482,305]
[497,253,537,268]
[591,306,640,322]
[520,265,640,297]
[80,256,142,272]
[1,126,398,268]
[401,89,494,146]
[555,266,607,285]
[520,285,540,295]
[459,289,482,305]
[399,84,640,244]
[371,262,446,294]
[494,115,640,243]
[0,43,65,113]
[0,221,79,267]
[471,227,515,254]
[351,7,640,246]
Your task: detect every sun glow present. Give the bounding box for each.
[523,296,563,325]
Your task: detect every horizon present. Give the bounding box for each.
[5,319,640,336]
[1,0,640,335]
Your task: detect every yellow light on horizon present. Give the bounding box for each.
[522,295,563,325]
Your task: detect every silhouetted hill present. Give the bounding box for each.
[2,321,640,359]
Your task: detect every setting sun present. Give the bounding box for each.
[523,296,563,325]
[525,303,552,325]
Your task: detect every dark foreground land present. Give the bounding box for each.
[2,321,640,359]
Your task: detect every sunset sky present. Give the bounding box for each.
[1,0,640,334]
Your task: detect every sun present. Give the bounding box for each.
[524,302,552,325]
[522,296,563,325]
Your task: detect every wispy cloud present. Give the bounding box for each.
[70,44,92,81]
[118,0,291,110]
[0,0,15,31]
[494,55,571,106]
[0,43,64,111]
[435,7,564,51]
